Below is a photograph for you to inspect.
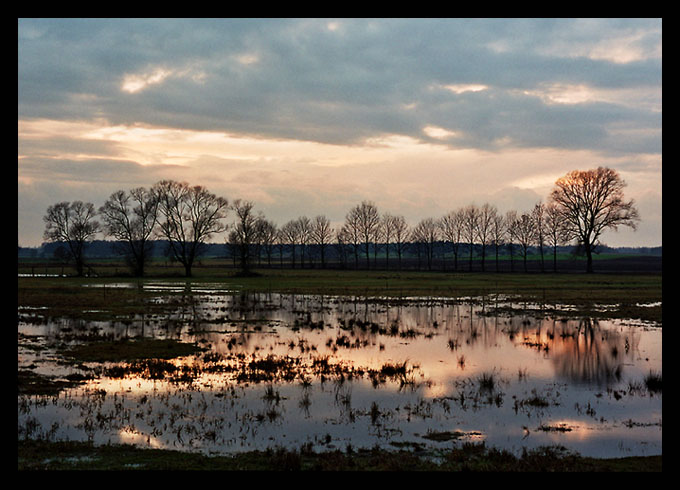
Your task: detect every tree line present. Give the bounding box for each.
[41,167,639,277]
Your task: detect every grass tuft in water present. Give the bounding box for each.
[644,370,662,393]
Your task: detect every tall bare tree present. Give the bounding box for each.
[391,215,409,271]
[544,202,569,272]
[153,180,229,277]
[311,215,333,268]
[504,210,518,272]
[511,212,536,272]
[549,167,640,273]
[43,201,100,277]
[257,218,278,268]
[275,227,288,267]
[349,201,381,269]
[342,206,363,269]
[335,227,351,269]
[412,217,439,270]
[476,203,497,272]
[440,209,464,272]
[532,201,547,272]
[371,217,383,268]
[380,213,398,270]
[229,199,259,274]
[490,210,506,272]
[99,187,159,277]
[462,205,479,271]
[280,219,300,268]
[296,216,312,268]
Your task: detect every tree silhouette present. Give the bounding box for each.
[43,201,100,277]
[153,180,229,277]
[549,167,640,273]
[99,187,159,277]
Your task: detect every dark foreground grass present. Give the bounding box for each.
[17,439,661,471]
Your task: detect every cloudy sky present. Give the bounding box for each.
[18,18,662,248]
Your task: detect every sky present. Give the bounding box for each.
[18,18,662,248]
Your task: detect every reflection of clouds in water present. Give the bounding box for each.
[17,291,662,458]
[117,426,165,450]
[32,290,659,388]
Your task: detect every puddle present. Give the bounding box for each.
[82,281,241,293]
[18,289,662,459]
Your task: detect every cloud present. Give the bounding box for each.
[18,19,662,150]
[17,18,662,247]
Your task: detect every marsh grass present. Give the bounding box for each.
[62,338,206,363]
[18,370,88,396]
[17,439,662,471]
[644,371,662,393]
[477,372,498,393]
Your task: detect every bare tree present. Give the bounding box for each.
[335,227,350,269]
[229,199,259,274]
[99,187,159,277]
[153,180,229,277]
[504,211,518,272]
[275,227,288,267]
[490,210,506,272]
[512,212,536,272]
[342,207,363,269]
[391,215,409,271]
[311,215,333,268]
[257,218,278,268]
[412,217,439,270]
[549,167,640,273]
[296,216,312,268]
[476,203,496,272]
[544,202,569,272]
[380,213,398,270]
[462,205,479,271]
[43,201,100,277]
[371,217,383,269]
[532,201,547,272]
[440,209,464,272]
[349,201,381,269]
[279,220,300,268]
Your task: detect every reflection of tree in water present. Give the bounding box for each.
[165,293,642,389]
[549,317,638,387]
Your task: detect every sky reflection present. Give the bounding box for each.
[18,290,661,458]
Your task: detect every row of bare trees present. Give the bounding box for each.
[42,168,639,276]
[332,201,565,273]
[44,180,229,278]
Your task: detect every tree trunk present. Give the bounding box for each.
[585,244,594,273]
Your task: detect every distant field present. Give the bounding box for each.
[18,258,662,324]
[17,252,662,275]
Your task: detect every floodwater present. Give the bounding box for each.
[18,284,662,459]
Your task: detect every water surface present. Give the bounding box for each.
[18,286,662,458]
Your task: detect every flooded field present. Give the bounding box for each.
[18,283,662,460]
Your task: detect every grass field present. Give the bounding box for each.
[18,265,662,324]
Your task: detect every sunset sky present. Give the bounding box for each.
[18,18,662,248]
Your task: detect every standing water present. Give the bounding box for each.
[18,286,662,459]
